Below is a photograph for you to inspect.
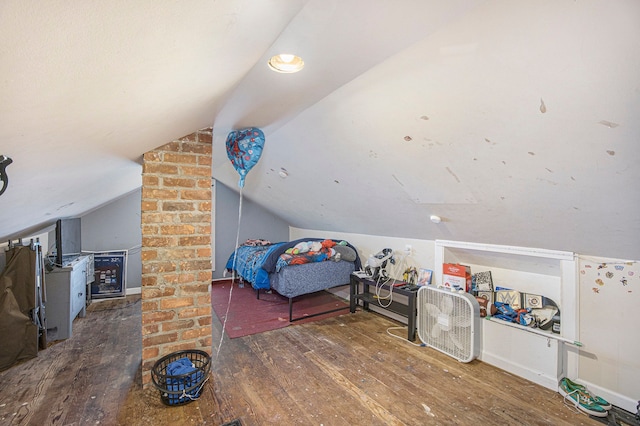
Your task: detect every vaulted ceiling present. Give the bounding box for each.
[2,1,639,260]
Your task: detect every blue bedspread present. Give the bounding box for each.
[225,238,361,290]
[225,242,286,290]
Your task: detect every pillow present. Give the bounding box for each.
[332,245,357,262]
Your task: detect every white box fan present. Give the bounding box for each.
[417,286,480,363]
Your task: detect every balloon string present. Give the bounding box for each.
[215,186,243,361]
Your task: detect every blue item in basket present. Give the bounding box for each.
[166,357,204,405]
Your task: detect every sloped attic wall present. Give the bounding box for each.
[211,1,640,262]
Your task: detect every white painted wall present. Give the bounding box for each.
[81,189,142,292]
[575,255,640,413]
[213,181,289,279]
[290,226,437,276]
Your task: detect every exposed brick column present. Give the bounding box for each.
[140,128,212,386]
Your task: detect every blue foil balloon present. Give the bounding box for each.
[225,127,265,188]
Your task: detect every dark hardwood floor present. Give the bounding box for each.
[0,294,602,425]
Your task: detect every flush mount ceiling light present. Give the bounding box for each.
[268,53,304,73]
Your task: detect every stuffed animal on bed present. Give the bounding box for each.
[285,241,312,255]
[284,239,345,260]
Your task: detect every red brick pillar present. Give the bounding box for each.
[140,128,212,386]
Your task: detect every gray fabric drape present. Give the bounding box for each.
[0,246,39,370]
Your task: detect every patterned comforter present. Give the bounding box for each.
[225,237,361,290]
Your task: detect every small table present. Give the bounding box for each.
[350,273,418,341]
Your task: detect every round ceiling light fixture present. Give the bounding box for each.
[268,53,304,73]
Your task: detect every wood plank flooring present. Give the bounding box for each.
[0,294,602,425]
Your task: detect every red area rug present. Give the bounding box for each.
[211,280,350,338]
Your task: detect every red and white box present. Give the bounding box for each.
[442,263,472,292]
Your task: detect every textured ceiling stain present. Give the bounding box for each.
[539,98,547,113]
[485,138,496,145]
[571,176,576,181]
[368,150,378,158]
[528,152,535,156]
[392,174,404,187]
[420,115,429,121]
[404,136,413,141]
[598,120,619,128]
[502,160,506,165]
[545,168,553,173]
[446,167,461,183]
[537,178,558,185]
[334,180,340,184]
[56,202,75,211]
[606,150,615,156]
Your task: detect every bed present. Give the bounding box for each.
[225,237,361,321]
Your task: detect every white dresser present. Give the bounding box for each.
[45,254,95,341]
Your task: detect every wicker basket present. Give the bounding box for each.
[151,349,211,406]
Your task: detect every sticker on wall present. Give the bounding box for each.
[580,257,639,297]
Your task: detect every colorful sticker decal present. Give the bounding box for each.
[581,258,639,297]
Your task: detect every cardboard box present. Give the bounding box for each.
[442,263,472,292]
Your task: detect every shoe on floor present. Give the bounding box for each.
[561,377,612,410]
[559,378,609,417]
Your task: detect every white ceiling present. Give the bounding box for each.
[1,1,639,260]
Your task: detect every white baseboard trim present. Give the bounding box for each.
[479,351,558,391]
[575,379,638,414]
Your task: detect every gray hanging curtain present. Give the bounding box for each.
[0,246,39,371]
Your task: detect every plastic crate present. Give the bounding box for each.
[151,349,211,406]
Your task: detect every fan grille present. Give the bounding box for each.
[417,286,480,363]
